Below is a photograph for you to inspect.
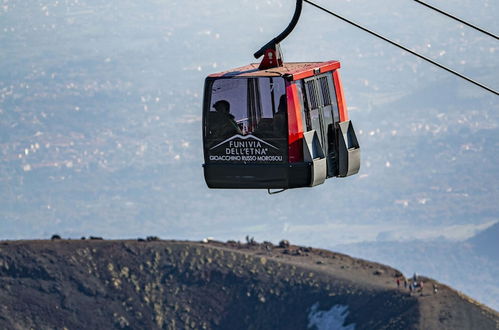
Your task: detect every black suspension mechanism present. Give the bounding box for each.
[254,0,303,70]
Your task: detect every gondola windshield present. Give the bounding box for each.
[204,77,288,164]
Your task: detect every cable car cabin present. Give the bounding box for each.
[202,61,360,189]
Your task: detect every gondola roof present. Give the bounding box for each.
[207,60,341,81]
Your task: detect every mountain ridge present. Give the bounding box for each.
[0,239,497,329]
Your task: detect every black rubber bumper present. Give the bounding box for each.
[203,162,312,189]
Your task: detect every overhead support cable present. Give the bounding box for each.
[303,0,499,96]
[413,0,499,41]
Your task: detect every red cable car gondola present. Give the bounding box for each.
[202,0,360,191]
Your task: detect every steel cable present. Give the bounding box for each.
[303,0,498,96]
[414,0,499,41]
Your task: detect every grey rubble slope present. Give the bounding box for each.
[0,240,497,330]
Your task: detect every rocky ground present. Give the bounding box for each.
[0,238,497,329]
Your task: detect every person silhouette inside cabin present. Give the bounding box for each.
[210,100,242,139]
[273,94,287,136]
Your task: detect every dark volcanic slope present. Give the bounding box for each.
[0,240,497,330]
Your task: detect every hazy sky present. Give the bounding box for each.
[0,0,497,245]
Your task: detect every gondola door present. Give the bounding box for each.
[303,72,340,177]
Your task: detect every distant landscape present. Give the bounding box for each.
[0,0,498,312]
